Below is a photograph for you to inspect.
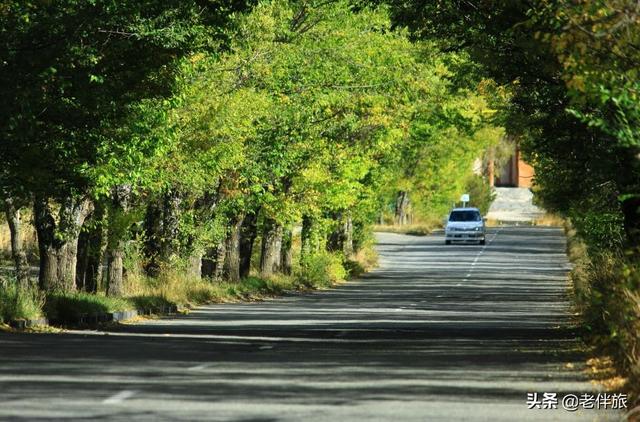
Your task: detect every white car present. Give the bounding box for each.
[444,207,486,245]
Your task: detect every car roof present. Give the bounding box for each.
[450,207,481,212]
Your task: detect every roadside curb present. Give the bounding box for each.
[76,309,140,325]
[64,304,179,327]
[8,318,49,330]
[7,304,180,331]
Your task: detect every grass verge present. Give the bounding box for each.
[44,292,134,323]
[0,282,44,322]
[532,213,565,226]
[38,245,378,326]
[372,222,441,236]
[565,221,640,405]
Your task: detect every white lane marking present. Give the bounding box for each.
[70,330,460,343]
[462,228,502,282]
[188,363,211,371]
[102,390,137,404]
[259,345,274,350]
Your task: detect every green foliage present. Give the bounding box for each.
[0,0,246,198]
[464,175,495,215]
[532,0,640,148]
[299,252,347,288]
[44,292,133,322]
[0,0,531,344]
[567,226,640,399]
[150,0,488,258]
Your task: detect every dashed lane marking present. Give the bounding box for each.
[462,228,502,282]
[188,363,211,371]
[102,390,138,404]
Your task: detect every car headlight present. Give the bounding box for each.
[474,227,481,231]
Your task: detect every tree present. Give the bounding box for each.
[0,1,251,291]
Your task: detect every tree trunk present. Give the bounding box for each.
[260,218,282,278]
[106,241,125,296]
[343,214,354,258]
[143,189,182,277]
[487,147,495,188]
[239,211,259,278]
[188,253,202,279]
[327,214,343,253]
[3,198,30,287]
[197,188,224,280]
[34,196,93,292]
[280,227,293,275]
[202,240,226,280]
[394,191,410,226]
[86,208,107,293]
[223,213,244,283]
[76,203,107,292]
[106,185,132,296]
[77,230,90,291]
[143,200,163,277]
[161,189,181,261]
[301,215,322,264]
[327,213,353,258]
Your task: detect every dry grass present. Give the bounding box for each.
[121,247,363,312]
[353,244,378,272]
[0,213,39,262]
[372,222,441,236]
[483,218,501,227]
[586,357,628,392]
[533,213,565,226]
[565,220,640,406]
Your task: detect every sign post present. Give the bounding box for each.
[461,194,470,207]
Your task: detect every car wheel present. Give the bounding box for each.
[445,240,451,245]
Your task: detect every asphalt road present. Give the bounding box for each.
[0,227,620,421]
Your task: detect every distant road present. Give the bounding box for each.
[0,227,618,421]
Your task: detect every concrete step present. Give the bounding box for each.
[487,187,545,222]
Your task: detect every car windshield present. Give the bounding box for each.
[449,210,481,222]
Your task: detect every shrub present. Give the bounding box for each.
[464,174,495,215]
[0,282,44,322]
[567,222,640,402]
[298,251,347,288]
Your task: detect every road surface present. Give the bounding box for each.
[0,227,618,421]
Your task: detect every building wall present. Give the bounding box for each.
[495,155,517,187]
[517,157,534,188]
[492,144,535,188]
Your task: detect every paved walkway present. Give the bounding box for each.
[487,187,545,223]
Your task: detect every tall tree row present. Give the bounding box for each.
[0,0,252,290]
[1,1,501,294]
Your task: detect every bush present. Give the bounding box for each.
[0,282,44,322]
[126,270,223,306]
[464,174,495,215]
[567,222,640,402]
[298,251,347,288]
